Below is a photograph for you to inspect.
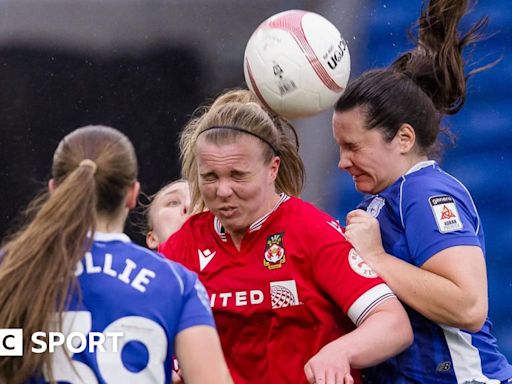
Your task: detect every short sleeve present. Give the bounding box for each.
[307,214,395,326]
[401,177,482,266]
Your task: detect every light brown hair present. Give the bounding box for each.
[0,125,137,383]
[180,88,305,213]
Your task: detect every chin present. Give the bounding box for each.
[354,183,373,195]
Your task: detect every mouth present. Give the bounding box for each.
[217,206,238,218]
[351,173,365,182]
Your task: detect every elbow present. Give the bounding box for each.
[460,306,487,333]
[454,298,487,333]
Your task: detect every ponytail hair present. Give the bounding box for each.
[180,88,304,214]
[391,0,491,115]
[335,0,494,156]
[0,126,137,383]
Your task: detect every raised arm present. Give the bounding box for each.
[345,209,487,332]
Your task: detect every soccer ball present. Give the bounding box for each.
[244,9,350,120]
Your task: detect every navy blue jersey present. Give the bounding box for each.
[28,232,214,384]
[360,161,512,384]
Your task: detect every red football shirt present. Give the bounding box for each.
[159,195,394,384]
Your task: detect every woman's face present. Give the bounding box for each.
[196,134,279,237]
[332,107,406,194]
[146,181,190,248]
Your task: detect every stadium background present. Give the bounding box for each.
[0,0,509,358]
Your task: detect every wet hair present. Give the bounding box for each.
[180,88,305,213]
[0,125,137,383]
[335,0,493,157]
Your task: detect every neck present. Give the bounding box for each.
[95,208,129,233]
[404,155,430,174]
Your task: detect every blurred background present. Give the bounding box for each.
[0,0,510,357]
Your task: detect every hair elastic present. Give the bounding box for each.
[198,125,278,155]
[79,159,98,174]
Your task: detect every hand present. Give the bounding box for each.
[304,343,354,384]
[345,209,386,268]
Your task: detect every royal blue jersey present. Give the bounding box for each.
[360,161,512,384]
[28,232,214,384]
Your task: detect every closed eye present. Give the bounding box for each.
[200,172,218,182]
[230,170,250,180]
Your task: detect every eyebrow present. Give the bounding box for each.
[163,187,181,194]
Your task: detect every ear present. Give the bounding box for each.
[146,231,159,250]
[395,123,416,154]
[269,156,281,182]
[126,181,140,209]
[48,179,56,193]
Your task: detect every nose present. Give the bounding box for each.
[182,200,190,216]
[338,149,352,170]
[216,179,233,199]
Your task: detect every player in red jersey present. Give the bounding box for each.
[159,89,412,384]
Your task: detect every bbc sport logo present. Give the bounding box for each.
[0,329,23,356]
[0,328,123,356]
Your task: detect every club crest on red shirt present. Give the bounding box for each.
[264,232,286,270]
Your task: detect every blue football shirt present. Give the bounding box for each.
[360,161,512,384]
[27,231,214,384]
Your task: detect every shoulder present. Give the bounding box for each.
[400,164,473,205]
[399,164,477,218]
[284,196,335,221]
[159,211,213,248]
[176,211,214,237]
[282,196,345,237]
[399,164,480,235]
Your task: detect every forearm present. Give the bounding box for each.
[345,210,487,331]
[371,252,485,331]
[324,299,412,369]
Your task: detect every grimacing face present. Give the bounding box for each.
[332,107,406,194]
[196,134,279,239]
[146,181,190,249]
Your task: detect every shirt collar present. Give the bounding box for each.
[213,193,290,241]
[93,232,131,243]
[405,160,436,175]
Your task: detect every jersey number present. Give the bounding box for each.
[44,311,167,383]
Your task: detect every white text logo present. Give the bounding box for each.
[0,328,123,355]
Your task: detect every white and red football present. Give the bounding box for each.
[244,9,350,120]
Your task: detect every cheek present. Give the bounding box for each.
[199,183,215,198]
[241,183,266,203]
[157,208,178,224]
[357,152,378,169]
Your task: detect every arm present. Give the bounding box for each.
[304,298,412,383]
[345,209,487,332]
[175,325,233,384]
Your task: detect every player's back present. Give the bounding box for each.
[28,231,211,384]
